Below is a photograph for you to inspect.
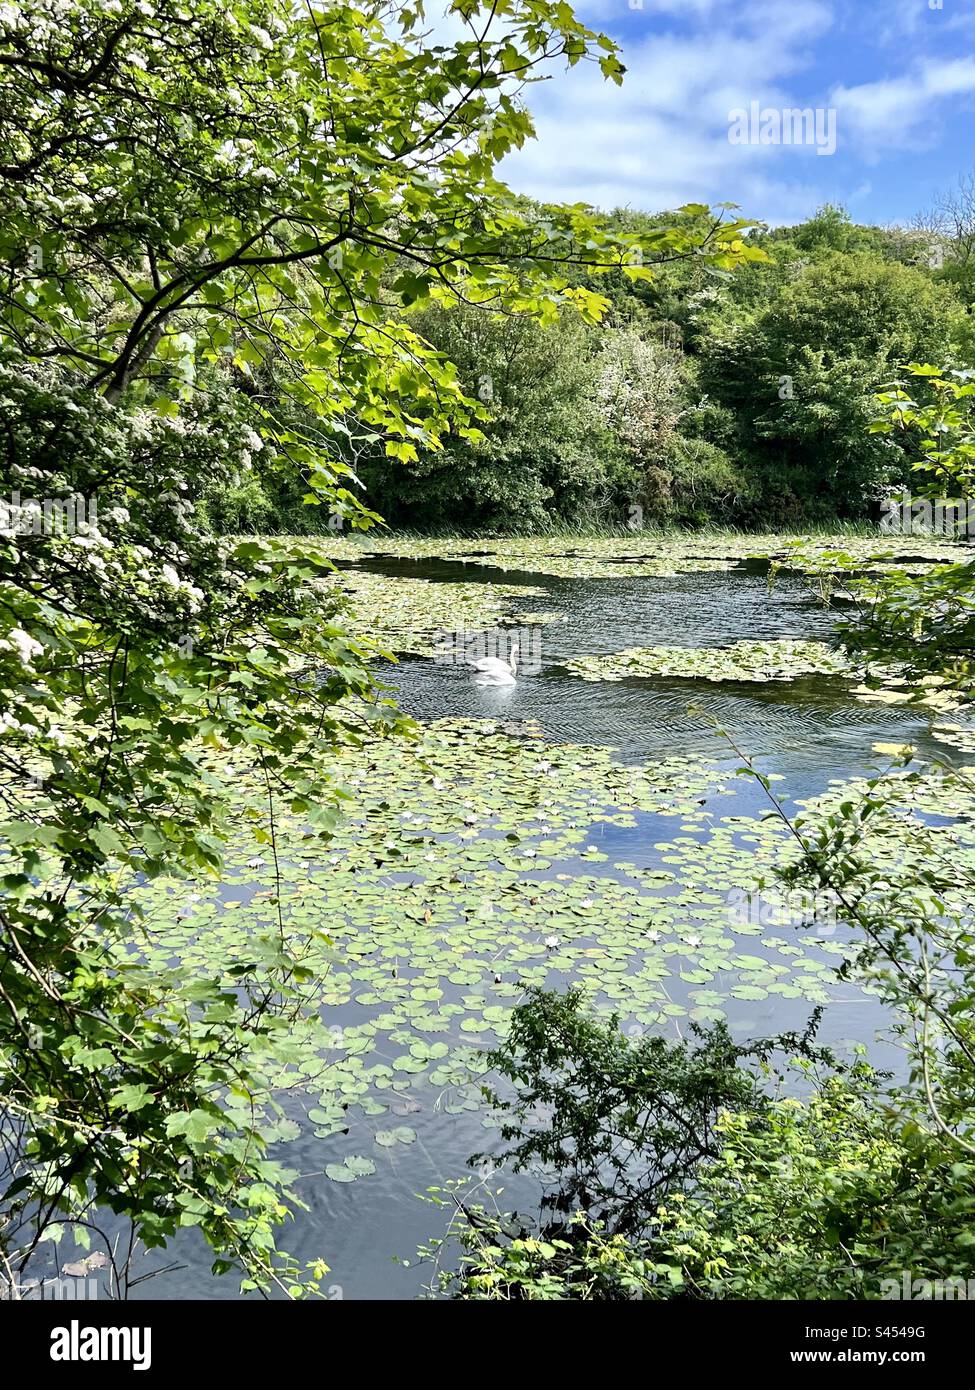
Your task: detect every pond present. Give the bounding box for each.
[111,538,969,1299]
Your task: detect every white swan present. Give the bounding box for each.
[470,642,519,686]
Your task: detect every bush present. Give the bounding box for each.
[427,990,975,1301]
[473,988,768,1236]
[650,437,750,525]
[198,471,275,534]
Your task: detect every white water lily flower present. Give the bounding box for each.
[246,856,266,869]
[544,936,560,950]
[581,898,594,909]
[684,935,701,949]
[645,930,660,944]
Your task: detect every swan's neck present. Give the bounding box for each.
[509,651,518,675]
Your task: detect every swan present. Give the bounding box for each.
[470,642,519,686]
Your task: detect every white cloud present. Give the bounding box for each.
[498,1,841,222]
[406,0,974,224]
[832,57,975,152]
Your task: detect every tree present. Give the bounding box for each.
[592,325,743,524]
[915,172,975,299]
[361,302,616,530]
[699,252,956,517]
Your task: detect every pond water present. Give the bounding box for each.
[360,553,942,781]
[118,548,956,1300]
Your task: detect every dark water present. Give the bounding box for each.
[364,555,941,791]
[121,555,945,1301]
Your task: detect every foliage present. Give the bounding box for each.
[766,754,975,1156]
[420,1198,660,1300]
[593,327,686,462]
[361,309,753,531]
[475,988,793,1236]
[555,322,748,527]
[361,303,616,530]
[0,366,391,1294]
[698,254,956,517]
[832,366,975,691]
[0,0,758,1293]
[651,1081,975,1300]
[872,363,975,498]
[434,1055,975,1300]
[338,202,969,533]
[650,436,749,525]
[431,990,975,1300]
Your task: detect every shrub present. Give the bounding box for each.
[427,990,975,1301]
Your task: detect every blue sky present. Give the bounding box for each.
[497,0,975,227]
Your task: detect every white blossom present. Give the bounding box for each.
[5,627,43,667]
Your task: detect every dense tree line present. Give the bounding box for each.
[236,201,969,533]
